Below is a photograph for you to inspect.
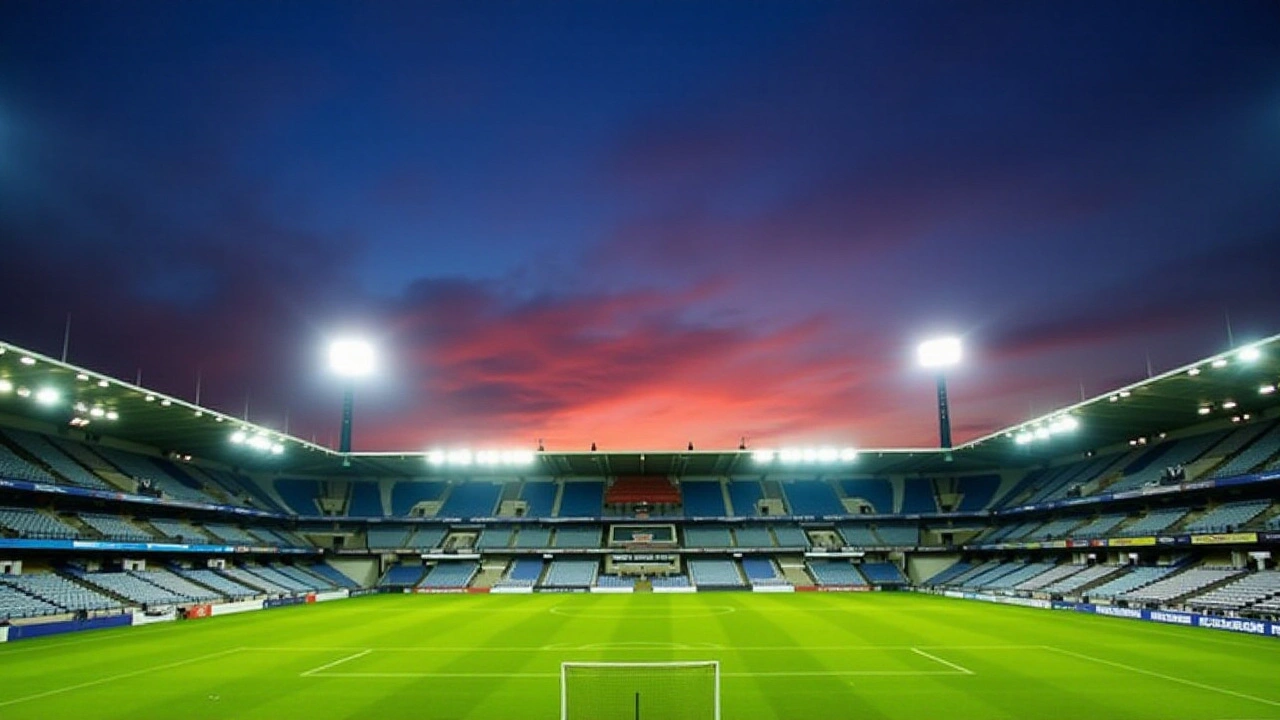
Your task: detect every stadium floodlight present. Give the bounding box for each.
[1237,346,1262,363]
[918,336,962,449]
[1261,384,1276,396]
[34,387,60,406]
[19,356,35,366]
[328,337,377,455]
[1212,358,1229,368]
[0,379,11,393]
[751,449,775,464]
[1187,367,1202,376]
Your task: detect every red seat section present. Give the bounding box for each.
[605,475,681,506]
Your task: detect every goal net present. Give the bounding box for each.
[561,661,720,720]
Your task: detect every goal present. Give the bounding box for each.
[560,661,720,720]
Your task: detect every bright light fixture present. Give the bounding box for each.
[34,387,60,406]
[1237,346,1262,363]
[752,450,775,463]
[1212,358,1229,368]
[1261,385,1277,395]
[1187,367,1201,377]
[1197,406,1212,415]
[917,337,963,369]
[230,431,247,444]
[329,338,376,378]
[1222,400,1238,410]
[19,357,35,366]
[0,379,11,393]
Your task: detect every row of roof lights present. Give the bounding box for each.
[1013,415,1081,445]
[1188,345,1263,377]
[0,380,64,408]
[425,449,537,467]
[229,430,284,455]
[751,448,859,464]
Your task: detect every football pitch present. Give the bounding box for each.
[1,592,1277,720]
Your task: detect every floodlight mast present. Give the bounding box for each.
[918,337,962,449]
[329,339,375,455]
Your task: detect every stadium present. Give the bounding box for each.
[0,332,1278,720]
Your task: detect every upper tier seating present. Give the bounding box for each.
[514,527,552,548]
[733,526,775,547]
[1183,500,1271,534]
[390,480,447,516]
[0,506,78,538]
[1211,421,1280,478]
[78,513,153,541]
[347,482,383,516]
[148,518,202,542]
[276,479,323,515]
[367,526,411,549]
[954,474,1002,511]
[681,481,727,516]
[440,483,501,517]
[519,482,557,517]
[476,527,512,549]
[605,476,680,506]
[874,525,920,545]
[1,429,112,489]
[683,526,733,548]
[1070,514,1127,539]
[727,481,763,516]
[1108,431,1226,492]
[558,482,604,516]
[94,446,214,503]
[838,524,878,546]
[771,524,809,547]
[839,479,894,514]
[1116,508,1190,537]
[406,526,446,549]
[784,480,843,515]
[204,524,260,544]
[0,440,59,484]
[554,526,601,548]
[899,479,937,513]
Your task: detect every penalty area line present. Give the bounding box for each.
[1043,646,1280,709]
[300,649,373,677]
[911,647,975,675]
[0,646,245,708]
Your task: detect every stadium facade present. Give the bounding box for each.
[1,335,1279,642]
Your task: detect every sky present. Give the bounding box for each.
[1,1,1279,453]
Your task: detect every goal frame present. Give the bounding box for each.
[560,660,721,720]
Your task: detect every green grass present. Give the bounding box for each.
[1,592,1278,719]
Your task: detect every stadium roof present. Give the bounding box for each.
[0,334,1278,478]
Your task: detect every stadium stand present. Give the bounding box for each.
[681,481,727,516]
[783,480,843,515]
[727,480,763,516]
[347,483,383,517]
[1037,564,1125,596]
[859,562,908,585]
[513,526,552,548]
[899,479,937,513]
[1210,422,1280,478]
[406,526,446,550]
[218,565,293,594]
[519,482,557,517]
[1,429,112,489]
[558,481,604,516]
[389,480,447,516]
[978,562,1057,590]
[147,517,202,542]
[176,567,259,599]
[131,568,220,603]
[0,584,64,620]
[687,559,746,588]
[1085,566,1177,600]
[554,526,601,548]
[605,476,680,508]
[1106,432,1226,492]
[595,574,637,588]
[838,479,894,514]
[683,526,733,548]
[495,558,544,587]
[954,474,1002,511]
[440,483,501,517]
[0,506,78,538]
[78,513,153,541]
[1119,566,1243,605]
[838,524,878,546]
[1016,563,1086,591]
[0,440,60,484]
[307,563,361,589]
[418,562,479,589]
[733,525,775,547]
[0,573,119,613]
[923,561,975,586]
[1187,571,1280,613]
[203,524,261,545]
[476,527,512,549]
[1069,514,1127,539]
[1183,500,1271,533]
[741,557,787,586]
[541,560,598,588]
[771,524,809,547]
[650,575,691,589]
[276,479,323,515]
[70,570,192,607]
[93,446,214,503]
[806,560,867,587]
[874,524,919,545]
[380,564,426,587]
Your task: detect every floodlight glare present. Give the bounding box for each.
[1261,385,1277,396]
[34,388,60,406]
[917,337,963,369]
[329,339,376,378]
[0,379,12,393]
[1237,346,1262,363]
[752,449,775,464]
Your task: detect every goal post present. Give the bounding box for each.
[561,661,720,720]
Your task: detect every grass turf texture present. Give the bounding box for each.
[1,592,1277,719]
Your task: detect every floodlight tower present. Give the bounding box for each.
[329,338,376,455]
[917,337,962,449]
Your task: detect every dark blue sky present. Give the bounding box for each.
[2,1,1279,451]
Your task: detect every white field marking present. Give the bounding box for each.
[0,646,244,708]
[306,669,966,679]
[245,644,1038,653]
[910,648,975,675]
[1044,646,1280,709]
[300,649,373,677]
